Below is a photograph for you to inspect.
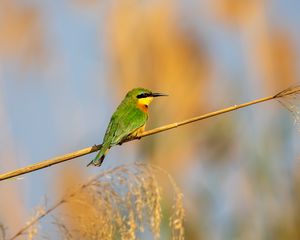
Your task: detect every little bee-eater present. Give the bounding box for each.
[87,88,167,167]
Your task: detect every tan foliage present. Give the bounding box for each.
[10,163,184,240]
[0,0,44,64]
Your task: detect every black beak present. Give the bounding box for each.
[151,92,168,97]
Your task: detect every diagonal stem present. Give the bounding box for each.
[2,84,299,182]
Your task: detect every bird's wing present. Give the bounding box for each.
[101,115,116,143]
[110,106,147,145]
[101,102,147,147]
[101,99,130,144]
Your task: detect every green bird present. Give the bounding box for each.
[87,88,167,167]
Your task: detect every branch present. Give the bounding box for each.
[0,86,299,182]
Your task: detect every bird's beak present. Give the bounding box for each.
[151,92,168,97]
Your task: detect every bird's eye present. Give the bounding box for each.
[137,93,149,99]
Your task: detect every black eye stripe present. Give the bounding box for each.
[137,93,151,98]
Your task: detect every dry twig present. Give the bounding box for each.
[0,85,299,181]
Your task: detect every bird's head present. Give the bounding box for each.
[126,88,168,112]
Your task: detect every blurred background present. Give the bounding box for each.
[1,0,300,239]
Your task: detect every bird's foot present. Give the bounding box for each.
[92,144,102,149]
[91,144,98,151]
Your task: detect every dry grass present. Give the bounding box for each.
[58,163,184,240]
[276,86,300,129]
[10,163,184,240]
[25,207,46,240]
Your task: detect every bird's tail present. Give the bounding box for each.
[87,144,110,167]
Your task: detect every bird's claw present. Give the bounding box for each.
[92,144,102,150]
[92,144,98,150]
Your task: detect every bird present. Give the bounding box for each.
[87,87,167,167]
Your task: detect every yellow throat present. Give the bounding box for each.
[137,97,153,112]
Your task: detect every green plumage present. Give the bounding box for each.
[87,88,151,167]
